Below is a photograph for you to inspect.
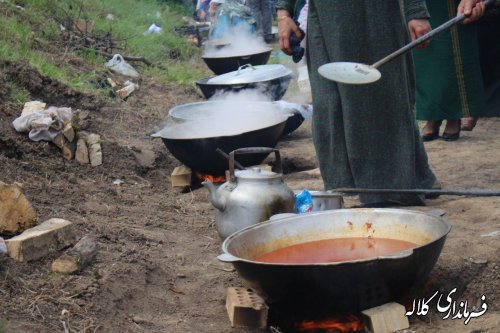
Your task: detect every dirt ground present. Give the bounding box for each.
[0,59,499,333]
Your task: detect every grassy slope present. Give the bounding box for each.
[0,0,206,104]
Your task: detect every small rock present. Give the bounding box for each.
[465,257,488,265]
[480,230,500,237]
[0,181,38,234]
[113,179,124,185]
[74,110,91,130]
[133,149,156,168]
[87,133,101,145]
[132,316,149,324]
[89,143,102,166]
[51,236,97,274]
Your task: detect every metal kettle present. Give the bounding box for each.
[203,147,295,240]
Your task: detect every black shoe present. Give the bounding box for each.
[442,119,461,141]
[442,131,460,141]
[422,132,440,142]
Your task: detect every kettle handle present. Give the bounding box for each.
[229,147,283,182]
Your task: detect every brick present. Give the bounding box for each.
[5,218,77,262]
[0,181,38,234]
[171,165,192,187]
[226,287,268,328]
[361,302,409,333]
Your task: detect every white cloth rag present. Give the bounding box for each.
[12,106,72,141]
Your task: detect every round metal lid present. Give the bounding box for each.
[235,168,281,180]
[207,64,292,85]
[318,62,381,84]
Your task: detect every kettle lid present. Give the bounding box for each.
[235,168,282,180]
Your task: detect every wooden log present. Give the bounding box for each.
[51,236,97,274]
[62,123,75,142]
[52,133,66,149]
[0,181,37,234]
[62,141,76,160]
[75,138,90,164]
[5,218,77,262]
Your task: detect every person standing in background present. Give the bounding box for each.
[414,0,486,141]
[462,5,500,131]
[276,0,485,206]
[247,0,273,42]
[277,0,438,206]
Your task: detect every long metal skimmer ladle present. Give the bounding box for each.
[318,0,493,84]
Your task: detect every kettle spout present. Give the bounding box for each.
[202,180,225,211]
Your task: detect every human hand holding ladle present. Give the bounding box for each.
[318,0,492,84]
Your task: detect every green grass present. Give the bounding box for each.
[0,0,204,94]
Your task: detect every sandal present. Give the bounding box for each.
[461,117,477,131]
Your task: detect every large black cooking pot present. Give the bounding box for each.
[196,64,293,101]
[196,75,292,101]
[202,48,272,75]
[152,101,289,175]
[218,209,451,313]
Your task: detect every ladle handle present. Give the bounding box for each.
[372,0,493,69]
[229,147,282,182]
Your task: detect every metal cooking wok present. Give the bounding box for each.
[218,208,451,313]
[151,101,288,176]
[202,48,272,75]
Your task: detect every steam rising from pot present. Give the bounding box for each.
[203,24,270,58]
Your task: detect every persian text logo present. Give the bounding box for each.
[405,288,488,325]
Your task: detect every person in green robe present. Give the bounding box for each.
[276,0,484,205]
[276,0,438,206]
[414,0,487,141]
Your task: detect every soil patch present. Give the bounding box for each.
[0,60,499,333]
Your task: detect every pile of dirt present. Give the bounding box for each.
[0,60,100,113]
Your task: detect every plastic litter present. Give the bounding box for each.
[12,106,73,142]
[104,54,139,77]
[295,189,313,213]
[0,237,6,254]
[145,23,162,35]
